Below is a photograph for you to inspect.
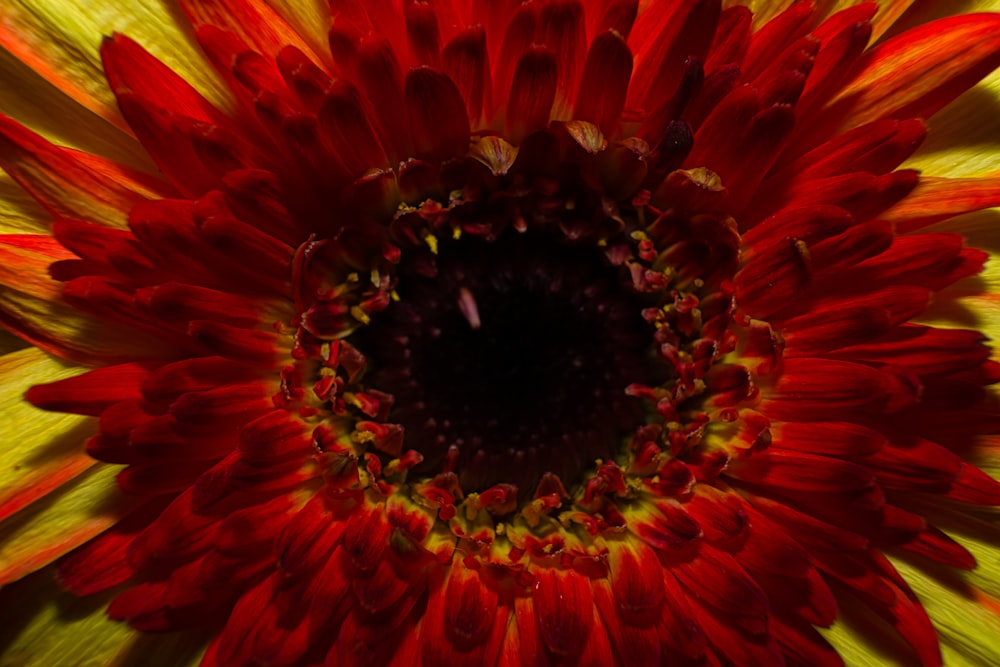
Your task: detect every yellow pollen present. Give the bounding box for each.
[423,233,439,254]
[350,306,371,324]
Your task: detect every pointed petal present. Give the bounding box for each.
[404,67,471,161]
[824,14,1000,132]
[177,0,322,64]
[0,462,125,585]
[0,115,173,228]
[0,348,93,524]
[0,0,233,127]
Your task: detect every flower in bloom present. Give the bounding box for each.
[2,0,1000,665]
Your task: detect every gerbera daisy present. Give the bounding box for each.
[1,0,1000,665]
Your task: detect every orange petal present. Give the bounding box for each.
[883,176,1000,232]
[0,115,174,228]
[178,0,323,65]
[826,13,1000,131]
[0,348,94,525]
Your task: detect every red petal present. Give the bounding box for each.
[188,320,283,364]
[884,176,1000,233]
[764,357,921,416]
[770,615,844,667]
[852,233,985,291]
[781,306,892,357]
[0,114,170,225]
[834,326,989,376]
[741,1,814,82]
[139,282,263,329]
[537,0,587,107]
[352,553,410,614]
[672,544,770,635]
[117,460,215,496]
[318,82,388,176]
[705,6,751,72]
[591,579,662,664]
[771,118,926,188]
[533,568,595,658]
[629,0,720,114]
[357,38,411,161]
[276,45,334,112]
[574,31,633,136]
[771,421,886,458]
[685,485,750,545]
[743,491,869,552]
[609,541,665,614]
[504,47,558,144]
[902,526,976,570]
[822,13,1000,132]
[113,92,220,198]
[795,7,873,117]
[592,0,639,40]
[168,381,273,423]
[101,33,226,124]
[741,205,853,250]
[404,67,471,161]
[26,363,149,416]
[774,285,930,329]
[340,504,389,575]
[404,1,442,67]
[821,551,942,667]
[141,356,260,404]
[57,498,162,595]
[810,219,894,274]
[179,0,320,61]
[947,463,1000,505]
[736,236,811,317]
[238,410,312,463]
[728,449,875,493]
[442,26,492,124]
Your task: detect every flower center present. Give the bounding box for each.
[354,231,659,493]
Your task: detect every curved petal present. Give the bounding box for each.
[0,567,209,666]
[0,348,92,525]
[0,0,235,130]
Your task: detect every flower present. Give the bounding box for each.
[1,0,1000,665]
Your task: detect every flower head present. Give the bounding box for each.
[1,0,1000,665]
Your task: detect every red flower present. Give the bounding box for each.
[1,1,1000,665]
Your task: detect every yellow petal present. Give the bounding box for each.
[720,0,914,39]
[0,1,235,129]
[0,462,124,586]
[0,170,49,235]
[0,569,137,666]
[0,568,209,666]
[268,0,332,67]
[0,347,94,525]
[0,45,150,170]
[0,235,158,363]
[0,117,174,229]
[914,210,1000,341]
[904,66,1000,178]
[0,328,29,356]
[890,554,1000,667]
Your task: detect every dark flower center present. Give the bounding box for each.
[354,231,661,493]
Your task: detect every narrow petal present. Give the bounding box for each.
[0,348,93,523]
[178,0,322,64]
[882,176,1000,232]
[820,14,1000,135]
[0,463,124,586]
[0,115,173,228]
[0,0,233,126]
